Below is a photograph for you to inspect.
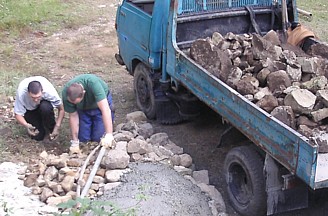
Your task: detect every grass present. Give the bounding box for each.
[0,0,85,37]
[0,71,27,97]
[297,0,328,41]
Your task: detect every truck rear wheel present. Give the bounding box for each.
[224,146,266,216]
[134,63,156,119]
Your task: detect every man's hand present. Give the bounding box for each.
[50,126,60,140]
[100,133,115,148]
[25,123,39,136]
[69,140,81,155]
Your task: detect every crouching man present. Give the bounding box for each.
[62,74,115,154]
[14,76,65,141]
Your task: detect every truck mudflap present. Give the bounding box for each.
[265,154,309,215]
[154,89,202,124]
[114,53,125,66]
[155,91,183,124]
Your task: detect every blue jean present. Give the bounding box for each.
[78,93,114,142]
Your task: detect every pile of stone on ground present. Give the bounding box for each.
[20,111,226,215]
[190,30,328,152]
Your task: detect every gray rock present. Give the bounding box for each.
[254,87,272,101]
[148,132,170,146]
[236,76,259,95]
[311,108,328,122]
[297,56,318,74]
[105,170,125,182]
[44,166,58,182]
[46,195,72,207]
[24,173,38,187]
[256,68,271,86]
[173,166,192,175]
[267,70,291,94]
[271,106,296,129]
[170,155,181,166]
[137,122,154,139]
[104,150,130,169]
[61,175,75,192]
[126,111,147,123]
[301,76,327,93]
[130,153,142,162]
[40,187,53,203]
[164,142,184,154]
[284,89,316,114]
[127,139,141,153]
[179,153,193,168]
[297,115,318,128]
[286,65,302,82]
[263,30,281,46]
[256,95,278,112]
[317,90,328,107]
[212,32,224,46]
[226,66,243,88]
[193,170,210,184]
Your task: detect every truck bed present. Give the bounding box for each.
[166,4,328,190]
[176,46,328,189]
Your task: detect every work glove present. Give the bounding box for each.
[69,140,81,155]
[25,123,39,136]
[100,133,115,149]
[49,126,60,140]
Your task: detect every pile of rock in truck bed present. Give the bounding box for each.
[190,30,328,152]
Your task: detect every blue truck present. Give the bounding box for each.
[115,0,328,215]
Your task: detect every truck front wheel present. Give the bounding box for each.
[133,63,156,119]
[224,146,266,216]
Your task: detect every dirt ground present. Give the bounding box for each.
[1,0,328,215]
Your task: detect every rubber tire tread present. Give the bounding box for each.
[133,63,156,119]
[224,145,266,216]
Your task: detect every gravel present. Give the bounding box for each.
[94,162,213,216]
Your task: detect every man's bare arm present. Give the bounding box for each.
[69,111,80,141]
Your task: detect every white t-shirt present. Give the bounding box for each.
[14,76,62,116]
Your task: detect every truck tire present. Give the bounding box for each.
[224,145,266,216]
[134,63,156,119]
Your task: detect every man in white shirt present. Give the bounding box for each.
[14,76,65,141]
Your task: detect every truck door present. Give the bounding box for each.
[116,0,153,71]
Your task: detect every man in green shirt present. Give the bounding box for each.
[62,74,115,154]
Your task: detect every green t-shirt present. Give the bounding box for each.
[62,74,109,113]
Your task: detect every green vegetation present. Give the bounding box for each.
[1,201,13,216]
[55,197,137,216]
[0,70,26,96]
[297,0,328,41]
[0,0,83,36]
[0,0,88,96]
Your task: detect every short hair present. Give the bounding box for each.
[27,81,43,94]
[67,83,84,101]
